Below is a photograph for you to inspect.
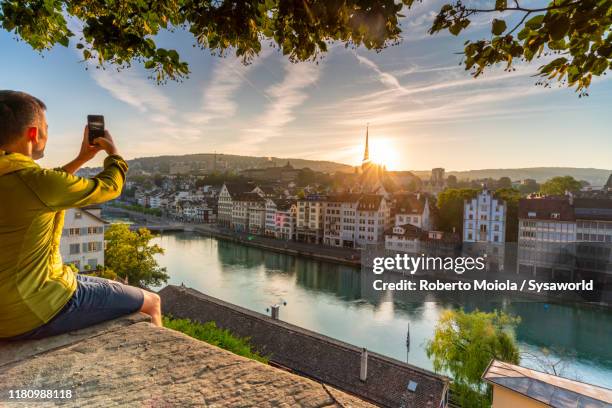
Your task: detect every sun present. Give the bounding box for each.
[369,138,401,170]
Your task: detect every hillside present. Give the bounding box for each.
[127,153,354,174]
[413,167,612,186]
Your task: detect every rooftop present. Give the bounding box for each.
[483,360,612,408]
[0,313,373,407]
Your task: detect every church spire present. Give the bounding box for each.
[362,123,370,164]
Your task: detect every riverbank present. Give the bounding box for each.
[193,225,362,267]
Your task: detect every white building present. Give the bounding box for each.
[265,199,278,237]
[463,187,506,244]
[231,192,265,233]
[217,183,255,227]
[323,194,391,248]
[297,195,328,244]
[392,193,433,230]
[518,195,612,280]
[60,207,107,271]
[275,200,297,241]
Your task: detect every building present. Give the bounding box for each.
[391,193,433,230]
[275,200,297,240]
[483,359,612,408]
[385,224,460,256]
[60,207,108,271]
[217,183,256,227]
[463,187,507,244]
[296,194,328,244]
[264,198,278,237]
[323,193,391,249]
[422,168,446,196]
[230,192,265,233]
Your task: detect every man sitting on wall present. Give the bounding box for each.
[0,90,161,341]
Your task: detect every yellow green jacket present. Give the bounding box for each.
[0,151,128,338]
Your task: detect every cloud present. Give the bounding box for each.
[236,60,321,148]
[186,50,271,125]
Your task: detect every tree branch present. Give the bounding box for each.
[466,0,584,13]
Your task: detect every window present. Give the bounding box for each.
[74,211,82,219]
[551,213,560,219]
[69,244,80,254]
[528,211,536,218]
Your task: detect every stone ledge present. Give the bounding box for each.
[0,313,151,368]
[0,315,374,407]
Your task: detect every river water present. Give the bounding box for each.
[152,232,612,388]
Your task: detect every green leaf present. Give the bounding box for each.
[144,60,156,69]
[492,19,507,36]
[495,0,507,10]
[525,15,544,30]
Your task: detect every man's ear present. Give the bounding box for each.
[27,127,38,142]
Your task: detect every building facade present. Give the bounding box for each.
[391,193,433,230]
[297,195,328,244]
[218,183,255,227]
[463,188,507,244]
[60,207,107,271]
[323,194,391,249]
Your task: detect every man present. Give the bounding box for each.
[0,90,161,340]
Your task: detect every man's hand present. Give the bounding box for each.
[93,130,119,156]
[76,126,103,162]
[61,126,120,174]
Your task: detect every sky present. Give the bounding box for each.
[1,1,611,171]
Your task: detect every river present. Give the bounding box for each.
[152,231,612,389]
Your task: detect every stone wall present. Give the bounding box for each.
[160,285,449,408]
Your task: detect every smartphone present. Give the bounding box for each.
[87,115,105,144]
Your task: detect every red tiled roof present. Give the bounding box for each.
[518,197,575,221]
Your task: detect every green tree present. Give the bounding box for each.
[437,188,479,235]
[495,187,521,242]
[429,0,612,94]
[498,176,512,189]
[2,1,609,91]
[104,224,169,287]
[540,175,582,195]
[518,178,540,194]
[426,309,521,406]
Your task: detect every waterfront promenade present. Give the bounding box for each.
[103,206,361,266]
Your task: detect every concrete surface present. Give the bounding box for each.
[0,314,374,407]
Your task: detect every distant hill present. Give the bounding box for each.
[413,167,612,186]
[126,153,354,174]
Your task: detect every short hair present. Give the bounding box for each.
[0,90,47,146]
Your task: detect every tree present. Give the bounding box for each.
[429,0,612,95]
[0,0,406,83]
[104,223,169,287]
[518,178,540,194]
[498,176,512,189]
[437,188,479,235]
[2,1,609,91]
[540,175,582,195]
[426,309,521,406]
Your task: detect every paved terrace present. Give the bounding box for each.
[0,313,374,407]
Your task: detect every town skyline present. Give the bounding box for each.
[2,1,611,171]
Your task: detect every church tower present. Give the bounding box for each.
[361,124,371,171]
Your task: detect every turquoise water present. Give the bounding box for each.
[153,232,612,389]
